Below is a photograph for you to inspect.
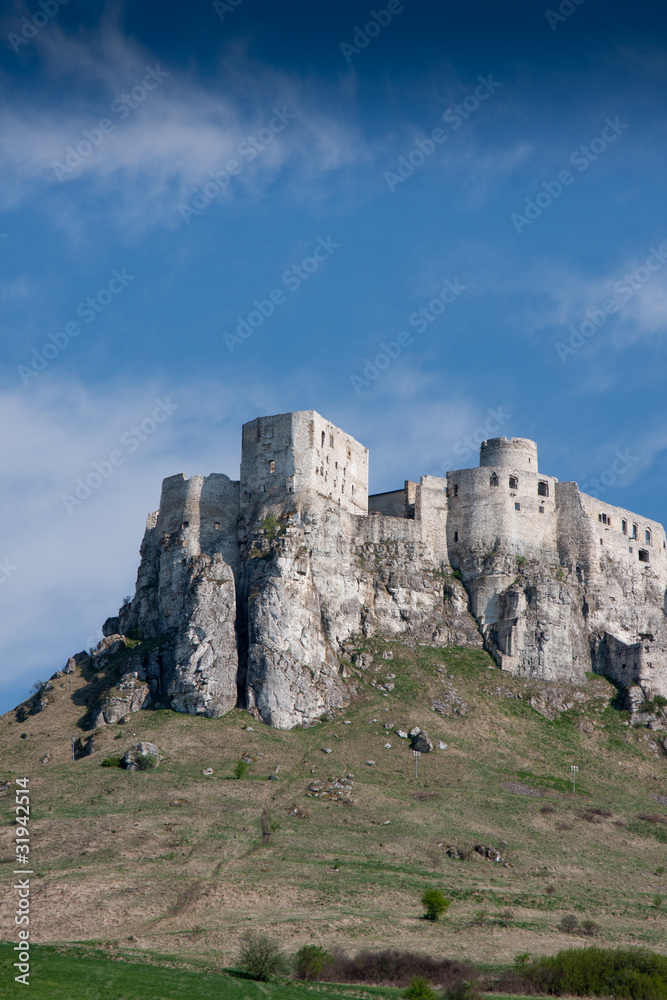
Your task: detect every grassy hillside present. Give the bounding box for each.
[1,638,666,975]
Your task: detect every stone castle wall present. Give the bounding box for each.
[95,417,666,728]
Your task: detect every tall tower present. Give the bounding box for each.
[240,410,368,515]
[479,437,538,473]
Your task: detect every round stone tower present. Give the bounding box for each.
[479,436,538,473]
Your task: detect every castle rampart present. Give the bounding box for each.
[111,415,667,727]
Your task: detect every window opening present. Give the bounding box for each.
[645,529,652,545]
[454,531,459,542]
[639,549,650,563]
[622,519,627,535]
[509,476,518,489]
[515,502,521,511]
[490,473,498,487]
[538,481,549,497]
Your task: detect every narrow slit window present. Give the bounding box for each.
[645,529,652,545]
[622,519,627,535]
[321,431,326,447]
[490,473,499,487]
[631,523,638,539]
[213,522,219,530]
[268,460,275,473]
[454,531,459,542]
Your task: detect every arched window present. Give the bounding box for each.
[631,523,637,539]
[645,529,652,545]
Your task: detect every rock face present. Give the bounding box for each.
[59,411,666,732]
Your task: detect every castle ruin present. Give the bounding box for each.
[91,410,667,729]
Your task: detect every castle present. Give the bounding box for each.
[90,411,666,729]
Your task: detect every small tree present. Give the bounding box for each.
[233,759,249,780]
[421,888,451,921]
[238,930,287,981]
[293,944,331,981]
[404,975,438,1000]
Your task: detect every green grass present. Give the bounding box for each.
[0,943,405,1000]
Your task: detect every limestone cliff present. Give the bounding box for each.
[40,413,666,732]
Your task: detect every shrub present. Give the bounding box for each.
[654,894,663,908]
[443,980,481,1000]
[404,975,438,1000]
[421,888,451,921]
[514,953,530,968]
[324,948,474,988]
[136,753,158,771]
[293,945,332,981]
[101,756,122,768]
[233,759,249,780]
[559,913,579,933]
[508,946,667,999]
[471,909,487,926]
[238,930,287,981]
[545,883,556,895]
[580,919,600,937]
[498,907,513,927]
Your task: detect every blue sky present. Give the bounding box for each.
[1,0,666,712]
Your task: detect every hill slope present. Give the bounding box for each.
[1,638,666,967]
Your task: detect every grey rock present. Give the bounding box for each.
[409,726,421,737]
[121,741,162,770]
[437,741,448,749]
[411,730,433,753]
[396,730,408,739]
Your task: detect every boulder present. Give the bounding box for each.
[122,741,162,771]
[411,730,433,753]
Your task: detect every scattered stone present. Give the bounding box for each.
[366,760,375,765]
[384,743,392,748]
[656,795,667,805]
[306,776,353,801]
[396,730,408,739]
[20,733,27,739]
[475,844,505,863]
[245,726,255,731]
[384,722,394,729]
[446,846,469,860]
[202,768,213,775]
[268,774,278,780]
[343,720,352,725]
[382,650,394,659]
[169,798,187,807]
[411,730,433,753]
[40,753,52,764]
[322,748,333,754]
[0,780,10,792]
[409,726,421,736]
[288,804,309,818]
[437,741,448,750]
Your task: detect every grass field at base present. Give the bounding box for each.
[0,942,547,1000]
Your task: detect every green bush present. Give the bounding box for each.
[238,930,287,981]
[404,975,438,1000]
[101,756,122,768]
[517,946,667,999]
[136,753,158,771]
[421,888,451,921]
[233,759,249,779]
[442,979,480,1000]
[293,944,332,981]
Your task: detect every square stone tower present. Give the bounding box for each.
[240,410,368,515]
